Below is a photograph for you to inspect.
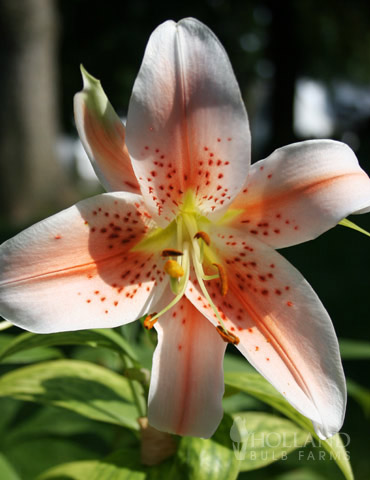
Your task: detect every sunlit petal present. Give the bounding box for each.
[148,296,226,438]
[186,226,346,439]
[228,140,370,248]
[126,18,250,224]
[74,66,140,193]
[0,193,168,333]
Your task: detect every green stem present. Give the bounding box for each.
[121,353,147,418]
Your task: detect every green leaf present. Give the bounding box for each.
[223,391,262,414]
[230,412,309,471]
[0,332,63,364]
[224,352,255,373]
[339,338,370,360]
[274,467,329,480]
[224,372,353,480]
[173,414,239,480]
[0,328,138,363]
[4,437,97,480]
[3,406,115,448]
[0,359,139,430]
[37,460,99,480]
[0,321,13,332]
[339,218,370,237]
[346,378,370,417]
[0,398,22,434]
[37,448,172,480]
[0,454,20,480]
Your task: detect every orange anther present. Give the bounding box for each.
[143,313,158,330]
[194,231,211,246]
[161,249,183,257]
[213,263,228,296]
[216,325,240,345]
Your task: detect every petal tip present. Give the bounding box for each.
[80,64,101,90]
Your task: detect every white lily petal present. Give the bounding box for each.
[0,193,168,333]
[126,18,250,224]
[229,140,370,248]
[186,226,346,439]
[148,296,226,438]
[74,66,140,193]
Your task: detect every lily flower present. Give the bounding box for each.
[1,18,370,440]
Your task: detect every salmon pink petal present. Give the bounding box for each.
[148,296,226,438]
[229,140,370,248]
[186,227,346,439]
[74,66,140,194]
[0,193,169,333]
[126,18,250,225]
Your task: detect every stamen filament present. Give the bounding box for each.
[190,247,228,332]
[202,274,219,281]
[149,242,190,323]
[176,216,183,251]
[182,212,229,332]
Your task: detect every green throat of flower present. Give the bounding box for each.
[133,191,240,345]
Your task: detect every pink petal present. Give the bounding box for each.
[0,193,168,333]
[186,227,346,439]
[74,67,140,193]
[126,18,250,224]
[228,140,370,248]
[148,296,226,438]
